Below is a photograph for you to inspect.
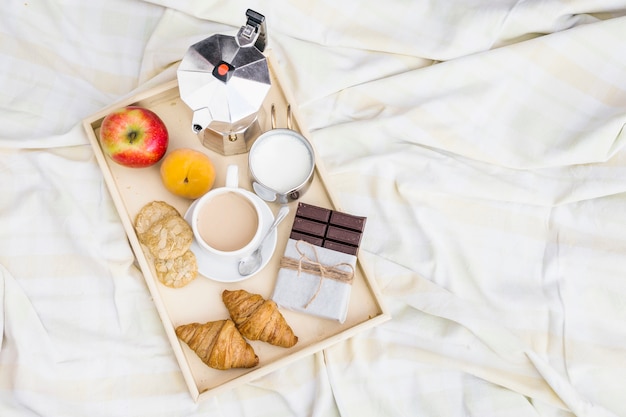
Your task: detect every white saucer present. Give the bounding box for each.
[183,190,278,283]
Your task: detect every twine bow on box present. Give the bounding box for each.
[279,240,354,308]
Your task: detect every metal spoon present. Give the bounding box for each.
[238,205,290,276]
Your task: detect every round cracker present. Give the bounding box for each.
[134,201,180,242]
[143,215,193,260]
[155,250,198,288]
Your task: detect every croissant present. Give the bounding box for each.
[222,289,298,348]
[175,319,259,370]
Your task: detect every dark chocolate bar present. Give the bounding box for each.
[289,202,366,256]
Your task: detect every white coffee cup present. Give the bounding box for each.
[189,164,266,258]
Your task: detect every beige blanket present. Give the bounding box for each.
[1,1,626,416]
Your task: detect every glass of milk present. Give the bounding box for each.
[248,107,315,203]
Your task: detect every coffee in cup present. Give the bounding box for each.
[190,164,265,258]
[196,191,259,252]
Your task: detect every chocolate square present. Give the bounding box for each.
[289,230,324,247]
[292,217,327,237]
[296,202,331,223]
[326,225,362,247]
[330,211,366,232]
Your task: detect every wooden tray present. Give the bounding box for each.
[82,52,390,402]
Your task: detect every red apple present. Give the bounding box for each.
[99,106,169,168]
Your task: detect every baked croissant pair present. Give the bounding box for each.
[175,289,298,370]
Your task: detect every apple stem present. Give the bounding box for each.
[128,131,138,143]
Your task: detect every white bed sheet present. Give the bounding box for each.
[1,1,626,416]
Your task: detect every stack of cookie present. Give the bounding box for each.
[134,201,198,288]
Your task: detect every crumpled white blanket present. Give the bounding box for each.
[1,1,626,416]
